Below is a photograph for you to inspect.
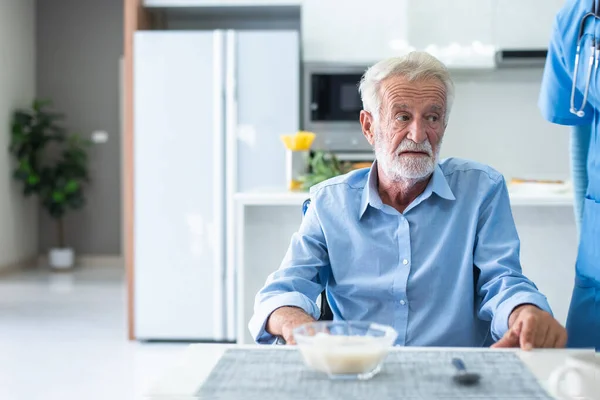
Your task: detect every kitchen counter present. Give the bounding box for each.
[233,189,309,205]
[234,188,574,207]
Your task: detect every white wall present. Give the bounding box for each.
[36,0,124,255]
[0,0,38,270]
[441,68,570,181]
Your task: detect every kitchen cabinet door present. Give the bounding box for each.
[302,0,409,64]
[144,0,301,6]
[493,0,565,50]
[405,0,496,68]
[407,0,494,49]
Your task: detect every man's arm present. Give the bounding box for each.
[492,303,567,349]
[248,197,328,344]
[265,306,316,345]
[473,175,566,349]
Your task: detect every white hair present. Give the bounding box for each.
[358,51,455,124]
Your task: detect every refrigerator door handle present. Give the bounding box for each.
[213,30,226,341]
[225,29,238,342]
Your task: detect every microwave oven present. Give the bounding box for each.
[303,63,372,152]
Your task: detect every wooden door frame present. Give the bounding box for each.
[124,0,149,340]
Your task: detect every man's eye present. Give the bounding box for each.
[396,115,410,122]
[427,115,439,122]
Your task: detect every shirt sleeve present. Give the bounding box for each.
[248,196,328,344]
[571,124,592,232]
[473,176,553,342]
[539,15,594,126]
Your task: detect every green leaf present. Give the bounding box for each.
[64,180,78,193]
[19,159,32,172]
[299,151,351,190]
[27,175,39,185]
[52,191,66,203]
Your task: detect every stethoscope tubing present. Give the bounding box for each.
[570,1,600,117]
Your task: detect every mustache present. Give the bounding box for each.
[396,139,433,156]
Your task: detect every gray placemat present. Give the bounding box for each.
[196,348,554,400]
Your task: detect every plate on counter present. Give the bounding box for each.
[508,178,571,195]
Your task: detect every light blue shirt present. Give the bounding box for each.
[249,158,552,346]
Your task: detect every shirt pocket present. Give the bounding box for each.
[328,237,397,296]
[329,241,382,282]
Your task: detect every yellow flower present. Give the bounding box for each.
[280,131,316,151]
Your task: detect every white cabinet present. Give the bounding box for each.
[406,0,496,68]
[407,0,494,48]
[144,0,300,6]
[302,0,409,64]
[492,0,565,49]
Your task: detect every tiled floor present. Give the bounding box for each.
[0,264,187,400]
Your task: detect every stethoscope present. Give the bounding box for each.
[570,0,600,117]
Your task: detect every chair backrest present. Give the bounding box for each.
[302,198,333,321]
[302,198,311,217]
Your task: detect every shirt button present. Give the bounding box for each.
[402,259,409,265]
[400,300,407,306]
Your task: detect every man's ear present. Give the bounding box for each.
[360,110,375,146]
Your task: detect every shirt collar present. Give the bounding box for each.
[358,162,382,219]
[426,163,456,202]
[358,161,455,219]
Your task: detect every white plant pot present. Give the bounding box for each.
[49,248,75,270]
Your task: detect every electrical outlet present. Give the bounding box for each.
[91,130,109,143]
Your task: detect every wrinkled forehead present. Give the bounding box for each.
[379,75,446,108]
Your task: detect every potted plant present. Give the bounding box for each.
[298,150,352,190]
[9,99,91,270]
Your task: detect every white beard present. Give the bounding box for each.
[374,133,440,182]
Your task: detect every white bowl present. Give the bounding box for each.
[293,321,398,380]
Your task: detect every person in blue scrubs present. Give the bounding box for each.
[539,0,600,350]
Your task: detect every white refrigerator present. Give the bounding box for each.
[133,30,299,341]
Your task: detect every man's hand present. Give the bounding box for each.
[492,304,567,350]
[266,306,316,345]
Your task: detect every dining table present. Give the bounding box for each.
[144,343,598,400]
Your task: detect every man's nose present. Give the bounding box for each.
[406,118,427,143]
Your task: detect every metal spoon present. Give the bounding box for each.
[451,357,481,385]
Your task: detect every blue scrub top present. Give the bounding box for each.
[539,0,600,349]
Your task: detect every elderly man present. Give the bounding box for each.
[249,52,567,349]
